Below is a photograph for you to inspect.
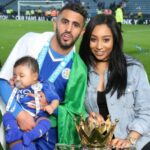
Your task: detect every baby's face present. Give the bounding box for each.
[13,65,38,89]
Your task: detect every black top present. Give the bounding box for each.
[97,91,109,120]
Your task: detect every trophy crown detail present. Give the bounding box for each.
[75,115,118,148]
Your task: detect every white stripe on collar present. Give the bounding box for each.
[48,48,63,62]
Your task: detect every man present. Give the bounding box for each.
[115,3,123,30]
[0,3,88,149]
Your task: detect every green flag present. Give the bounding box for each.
[58,53,87,144]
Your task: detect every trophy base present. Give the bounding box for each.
[55,144,136,150]
[82,146,111,150]
[55,144,111,150]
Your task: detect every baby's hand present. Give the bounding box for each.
[27,92,48,109]
[44,105,54,114]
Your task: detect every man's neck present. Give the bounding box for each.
[50,36,73,56]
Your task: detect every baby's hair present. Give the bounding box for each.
[14,56,39,73]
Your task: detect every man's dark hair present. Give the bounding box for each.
[58,2,88,22]
[14,56,39,74]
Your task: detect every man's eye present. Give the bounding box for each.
[73,23,80,28]
[62,19,68,24]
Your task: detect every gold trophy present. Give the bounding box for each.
[75,115,118,150]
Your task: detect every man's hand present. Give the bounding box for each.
[16,110,36,131]
[9,78,15,88]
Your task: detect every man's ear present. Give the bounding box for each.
[52,18,57,31]
[80,28,85,38]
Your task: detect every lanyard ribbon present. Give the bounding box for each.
[38,39,74,83]
[6,87,18,111]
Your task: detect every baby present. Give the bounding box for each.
[3,56,60,150]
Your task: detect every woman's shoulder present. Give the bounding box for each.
[125,54,148,81]
[125,54,144,69]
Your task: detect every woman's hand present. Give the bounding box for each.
[111,138,132,150]
[88,112,105,127]
[16,110,36,131]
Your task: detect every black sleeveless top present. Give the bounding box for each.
[97,91,109,120]
[97,91,115,140]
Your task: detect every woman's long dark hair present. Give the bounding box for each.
[79,14,127,98]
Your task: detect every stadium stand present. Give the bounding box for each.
[2,0,16,8]
[126,0,150,15]
[0,0,16,11]
[125,0,150,19]
[0,0,150,19]
[81,0,97,17]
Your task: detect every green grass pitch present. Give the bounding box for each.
[0,20,150,80]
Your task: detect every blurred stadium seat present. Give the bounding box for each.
[0,0,150,19]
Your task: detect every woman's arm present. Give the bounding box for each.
[111,131,141,149]
[128,65,150,135]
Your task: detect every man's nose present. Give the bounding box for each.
[66,23,73,32]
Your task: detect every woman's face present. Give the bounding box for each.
[90,24,113,61]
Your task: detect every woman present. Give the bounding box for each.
[79,14,150,150]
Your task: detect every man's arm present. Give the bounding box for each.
[16,111,36,131]
[0,79,35,131]
[0,79,22,116]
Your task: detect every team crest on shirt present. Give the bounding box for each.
[62,68,71,79]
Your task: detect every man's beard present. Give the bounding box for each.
[56,28,78,50]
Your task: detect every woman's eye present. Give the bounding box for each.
[90,38,96,42]
[103,39,110,42]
